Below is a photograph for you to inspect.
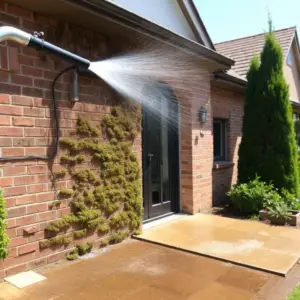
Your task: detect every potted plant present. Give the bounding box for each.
[265,203,292,225]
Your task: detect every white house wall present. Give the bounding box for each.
[112,0,197,41]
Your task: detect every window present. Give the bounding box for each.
[293,113,300,152]
[213,119,227,161]
[287,51,293,66]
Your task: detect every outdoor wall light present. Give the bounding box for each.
[199,107,207,123]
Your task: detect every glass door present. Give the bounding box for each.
[142,82,179,220]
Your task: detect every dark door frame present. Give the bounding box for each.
[142,81,180,221]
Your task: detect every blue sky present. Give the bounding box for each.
[194,0,300,43]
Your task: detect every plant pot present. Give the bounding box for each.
[286,210,300,227]
[259,209,286,225]
[259,209,300,226]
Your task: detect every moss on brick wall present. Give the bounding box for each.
[39,105,142,257]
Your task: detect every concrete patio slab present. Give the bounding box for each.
[135,214,300,276]
[4,271,46,289]
[0,240,281,300]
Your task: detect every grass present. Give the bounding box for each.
[288,285,300,300]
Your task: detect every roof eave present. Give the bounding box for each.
[214,71,247,88]
[63,0,233,68]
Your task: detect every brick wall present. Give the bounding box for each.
[173,70,213,213]
[211,85,244,205]
[0,2,142,279]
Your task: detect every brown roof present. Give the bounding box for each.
[215,27,296,78]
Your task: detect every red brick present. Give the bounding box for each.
[36,174,51,183]
[27,165,47,174]
[25,148,46,156]
[0,177,13,187]
[28,257,47,270]
[7,47,19,72]
[37,191,55,202]
[27,203,48,214]
[6,218,16,229]
[5,197,15,208]
[33,98,50,107]
[47,251,66,264]
[0,252,34,269]
[12,95,33,106]
[34,79,51,90]
[7,3,33,19]
[4,186,27,197]
[0,115,10,125]
[19,55,34,66]
[22,87,43,98]
[2,148,25,157]
[4,166,26,176]
[7,228,17,239]
[5,264,28,277]
[22,66,42,77]
[14,175,35,186]
[0,94,10,104]
[0,138,12,146]
[27,183,47,194]
[25,129,46,139]
[35,118,51,127]
[8,236,27,248]
[0,127,23,137]
[12,75,33,87]
[0,83,21,94]
[38,210,57,221]
[57,207,71,217]
[0,105,22,116]
[28,230,44,242]
[15,194,36,206]
[18,243,38,255]
[0,71,9,83]
[8,248,18,258]
[35,138,53,146]
[0,46,8,71]
[23,107,44,117]
[23,226,38,235]
[13,138,35,147]
[16,214,37,227]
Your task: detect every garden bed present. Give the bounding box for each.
[259,209,300,226]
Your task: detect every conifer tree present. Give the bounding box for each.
[238,21,299,196]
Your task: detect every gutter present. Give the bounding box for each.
[214,72,247,88]
[62,0,234,68]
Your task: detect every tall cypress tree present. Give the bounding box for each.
[238,28,299,196]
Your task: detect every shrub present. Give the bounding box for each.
[0,191,9,259]
[281,189,300,210]
[227,176,275,214]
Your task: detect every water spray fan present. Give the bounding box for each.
[0,26,91,68]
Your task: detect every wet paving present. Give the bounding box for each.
[137,214,300,275]
[1,239,300,300]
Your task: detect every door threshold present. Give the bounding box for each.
[142,213,188,230]
[143,212,175,224]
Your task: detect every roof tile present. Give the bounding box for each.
[215,27,296,78]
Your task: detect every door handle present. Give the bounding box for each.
[148,153,154,162]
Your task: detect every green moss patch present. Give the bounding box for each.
[76,242,92,256]
[42,105,142,253]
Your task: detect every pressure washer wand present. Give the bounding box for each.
[0,26,90,69]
